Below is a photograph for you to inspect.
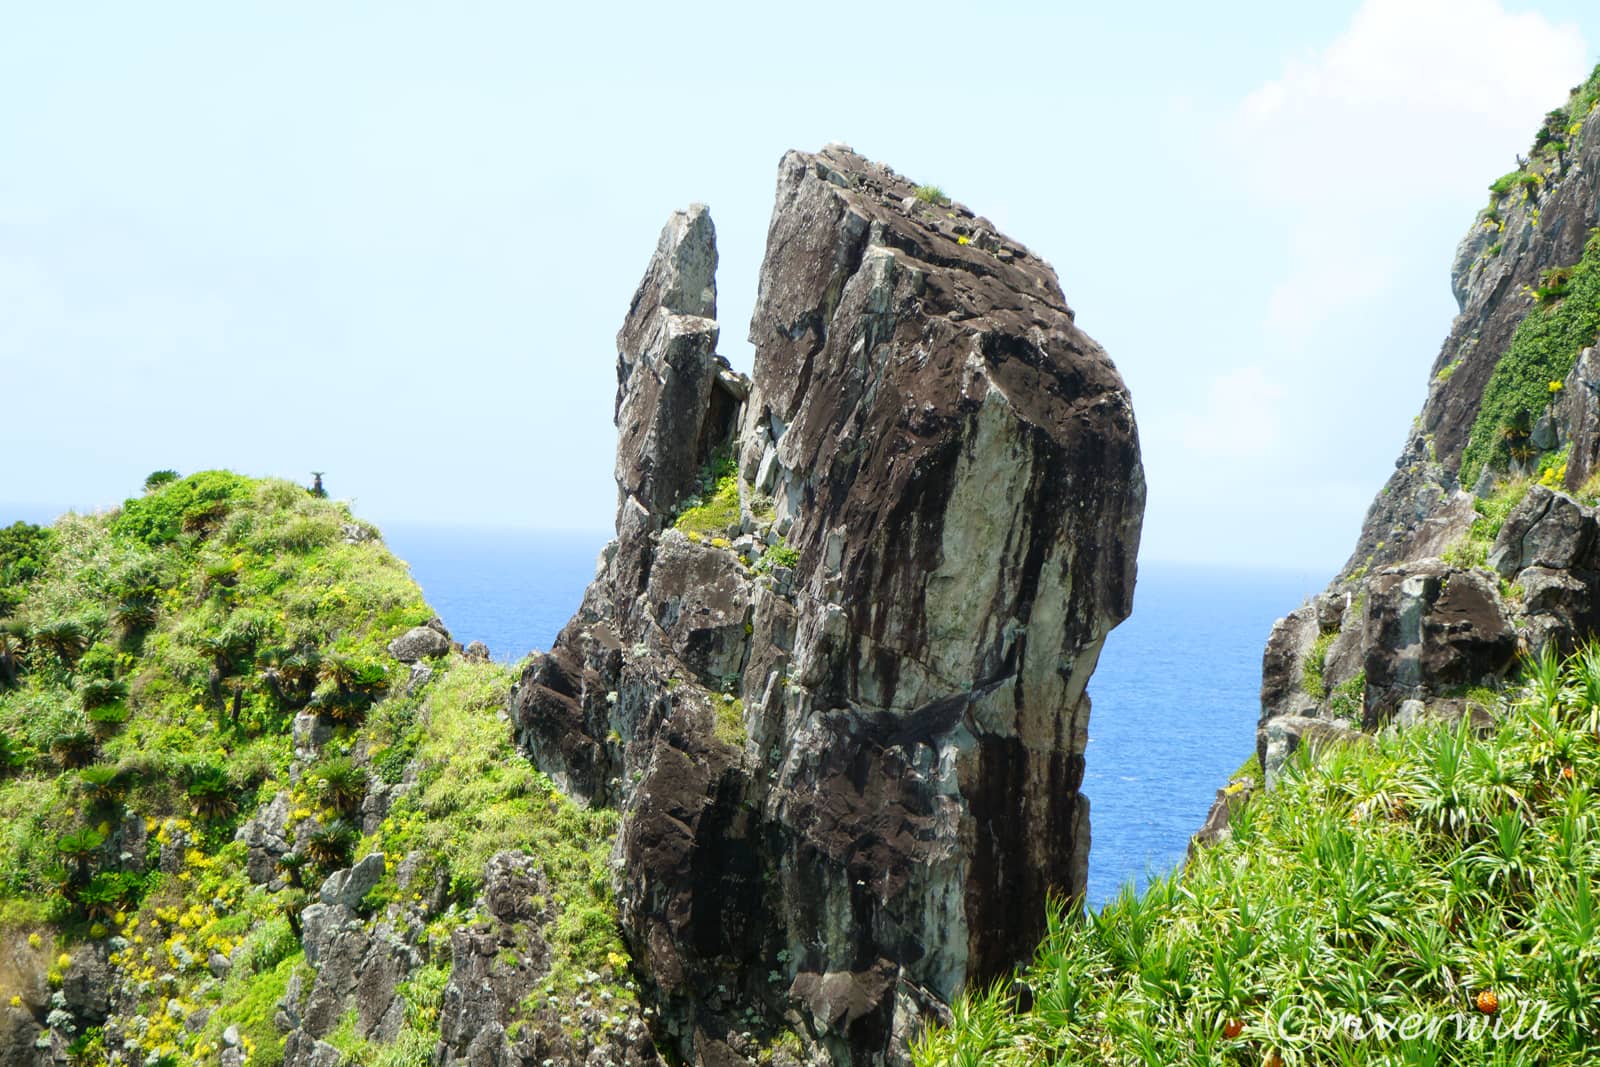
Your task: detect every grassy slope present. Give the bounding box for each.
[0,473,629,1066]
[915,652,1600,1065]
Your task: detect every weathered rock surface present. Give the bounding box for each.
[0,933,50,1067]
[387,625,452,663]
[435,852,660,1067]
[511,145,1144,1064]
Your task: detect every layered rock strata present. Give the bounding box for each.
[510,145,1144,1064]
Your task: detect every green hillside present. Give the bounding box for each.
[913,652,1600,1066]
[0,472,627,1066]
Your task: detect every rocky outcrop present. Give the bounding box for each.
[435,852,659,1067]
[1250,82,1600,776]
[278,857,423,1067]
[510,146,1144,1063]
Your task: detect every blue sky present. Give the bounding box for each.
[3,1,1598,570]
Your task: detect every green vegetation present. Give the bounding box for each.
[1328,669,1366,722]
[1443,476,1534,571]
[1459,228,1600,487]
[1301,631,1337,701]
[713,693,746,748]
[754,541,800,574]
[913,184,947,205]
[915,648,1600,1065]
[674,449,741,539]
[0,472,637,1065]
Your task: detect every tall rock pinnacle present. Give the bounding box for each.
[511,145,1145,1064]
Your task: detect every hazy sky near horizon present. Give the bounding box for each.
[4,1,1600,570]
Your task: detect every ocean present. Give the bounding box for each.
[382,524,1324,910]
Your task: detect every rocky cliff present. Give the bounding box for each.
[1252,70,1600,784]
[511,145,1145,1064]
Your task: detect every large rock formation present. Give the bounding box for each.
[511,145,1144,1064]
[1253,78,1600,764]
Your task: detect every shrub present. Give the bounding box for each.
[0,522,52,586]
[913,184,947,205]
[111,470,248,546]
[142,470,179,493]
[309,756,368,817]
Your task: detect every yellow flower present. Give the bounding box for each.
[8,995,20,1008]
[956,235,971,245]
[1550,380,1565,392]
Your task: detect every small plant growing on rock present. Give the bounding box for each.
[913,184,947,205]
[309,756,369,817]
[302,819,358,870]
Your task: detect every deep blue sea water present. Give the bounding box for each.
[1082,562,1323,906]
[382,525,1324,911]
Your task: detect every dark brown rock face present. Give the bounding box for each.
[510,146,1144,1064]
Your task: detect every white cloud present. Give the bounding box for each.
[1231,0,1587,339]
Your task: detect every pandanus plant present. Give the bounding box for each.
[50,729,96,770]
[301,819,358,870]
[0,622,27,687]
[78,764,126,807]
[86,702,131,740]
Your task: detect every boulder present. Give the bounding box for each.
[1359,562,1517,724]
[318,852,386,911]
[1488,486,1597,577]
[237,789,292,886]
[1262,716,1368,789]
[386,626,452,663]
[1188,780,1257,857]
